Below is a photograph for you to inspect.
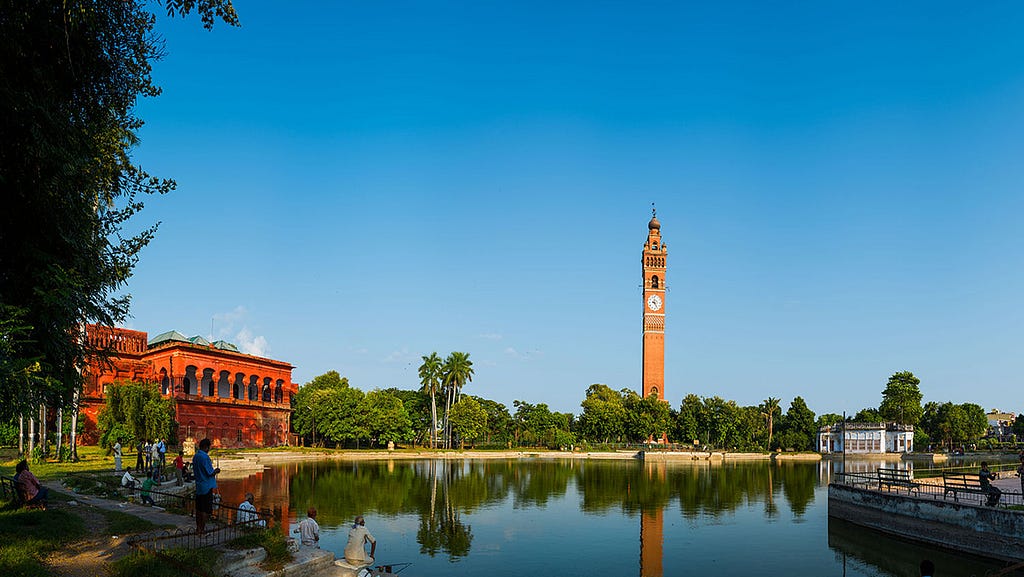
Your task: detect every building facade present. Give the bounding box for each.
[641,209,667,401]
[81,325,297,448]
[817,422,914,454]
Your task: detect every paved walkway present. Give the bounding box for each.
[43,480,195,531]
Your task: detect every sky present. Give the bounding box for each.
[122,1,1024,417]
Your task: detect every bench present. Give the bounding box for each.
[942,473,989,503]
[0,475,24,505]
[876,468,919,494]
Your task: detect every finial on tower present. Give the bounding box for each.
[648,203,661,230]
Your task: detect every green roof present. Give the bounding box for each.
[148,331,241,353]
[148,330,190,346]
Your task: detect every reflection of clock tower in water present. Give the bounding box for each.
[642,208,666,401]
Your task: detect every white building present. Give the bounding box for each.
[818,422,914,454]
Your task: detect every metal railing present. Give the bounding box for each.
[834,470,1024,509]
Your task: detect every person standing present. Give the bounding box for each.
[150,441,162,482]
[113,439,123,472]
[144,440,152,469]
[193,438,221,534]
[135,440,145,471]
[157,438,167,468]
[343,515,377,566]
[174,451,185,487]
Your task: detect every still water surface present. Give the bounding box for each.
[217,458,1018,576]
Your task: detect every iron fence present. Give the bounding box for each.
[834,470,1024,509]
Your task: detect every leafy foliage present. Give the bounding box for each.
[359,389,413,446]
[577,384,626,443]
[878,371,923,425]
[919,401,989,450]
[449,397,487,448]
[96,381,176,448]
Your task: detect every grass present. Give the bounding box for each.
[101,508,159,535]
[109,547,221,577]
[0,499,87,577]
[227,527,294,570]
[0,445,115,482]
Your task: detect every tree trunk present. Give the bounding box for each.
[18,414,24,455]
[430,391,438,450]
[28,414,35,456]
[56,407,64,461]
[39,404,47,457]
[69,389,80,461]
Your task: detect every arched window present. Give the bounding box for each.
[249,376,259,401]
[183,377,193,395]
[651,275,659,288]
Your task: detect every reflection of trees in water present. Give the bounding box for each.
[281,459,821,558]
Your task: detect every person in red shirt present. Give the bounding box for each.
[174,451,185,487]
[15,460,47,509]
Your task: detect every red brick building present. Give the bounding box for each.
[81,325,297,448]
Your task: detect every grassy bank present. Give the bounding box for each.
[0,497,86,577]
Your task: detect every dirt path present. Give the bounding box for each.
[43,500,133,577]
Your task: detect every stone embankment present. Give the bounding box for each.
[829,483,1024,563]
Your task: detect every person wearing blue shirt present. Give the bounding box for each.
[192,438,220,534]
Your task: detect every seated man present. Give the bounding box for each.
[237,492,266,527]
[293,507,320,548]
[121,467,139,489]
[980,462,1001,507]
[14,460,47,509]
[344,515,376,566]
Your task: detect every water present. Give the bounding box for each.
[217,458,1020,576]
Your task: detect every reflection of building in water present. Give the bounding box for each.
[818,422,913,454]
[639,461,665,577]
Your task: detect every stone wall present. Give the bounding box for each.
[828,484,1024,562]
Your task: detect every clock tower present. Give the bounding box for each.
[641,208,666,401]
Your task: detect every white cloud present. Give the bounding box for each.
[477,332,503,341]
[504,346,543,361]
[384,347,416,364]
[234,327,269,357]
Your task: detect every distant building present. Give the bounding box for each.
[986,409,1017,442]
[81,324,297,448]
[817,422,914,454]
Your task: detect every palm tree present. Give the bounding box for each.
[418,352,443,449]
[762,397,781,450]
[441,352,474,448]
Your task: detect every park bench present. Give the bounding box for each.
[942,473,989,503]
[876,468,919,495]
[0,475,24,506]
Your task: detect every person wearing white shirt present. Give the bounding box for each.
[121,467,138,489]
[344,515,376,566]
[237,492,266,527]
[113,440,123,472]
[293,507,320,547]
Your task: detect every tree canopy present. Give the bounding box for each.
[878,371,923,425]
[0,0,237,421]
[97,381,176,448]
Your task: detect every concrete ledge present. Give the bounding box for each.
[828,483,1024,563]
[224,547,335,577]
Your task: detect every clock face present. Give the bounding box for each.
[647,294,663,312]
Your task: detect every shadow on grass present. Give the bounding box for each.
[0,500,86,577]
[110,547,221,577]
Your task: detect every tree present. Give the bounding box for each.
[471,397,512,446]
[675,394,704,446]
[815,413,844,429]
[97,381,176,448]
[418,353,443,448]
[622,391,671,443]
[578,384,626,443]
[760,397,781,449]
[441,352,474,448]
[0,0,238,424]
[359,389,413,447]
[852,408,883,423]
[775,397,816,451]
[449,397,487,449]
[293,371,363,446]
[878,371,923,425]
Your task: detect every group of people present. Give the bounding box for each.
[293,508,378,567]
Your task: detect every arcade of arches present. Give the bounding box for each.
[81,325,297,448]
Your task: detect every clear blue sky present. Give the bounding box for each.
[123,1,1024,417]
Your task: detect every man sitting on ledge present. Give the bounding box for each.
[344,515,376,566]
